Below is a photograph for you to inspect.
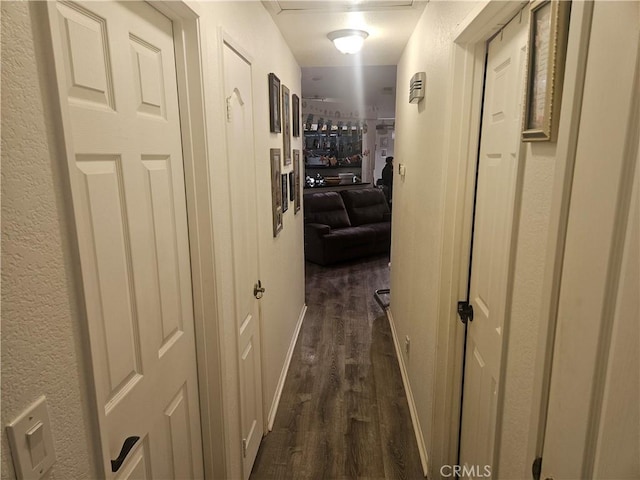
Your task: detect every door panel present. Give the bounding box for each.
[51,1,203,477]
[163,385,196,479]
[459,9,529,474]
[75,155,142,399]
[222,42,264,479]
[593,158,639,478]
[114,440,151,480]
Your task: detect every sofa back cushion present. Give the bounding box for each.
[340,188,390,226]
[304,191,351,228]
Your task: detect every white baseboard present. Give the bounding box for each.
[386,309,429,477]
[267,304,307,431]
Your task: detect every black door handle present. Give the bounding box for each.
[111,436,140,472]
[254,280,265,299]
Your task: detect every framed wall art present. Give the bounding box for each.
[522,0,570,142]
[282,84,291,165]
[292,93,300,137]
[268,73,281,133]
[293,149,301,214]
[270,148,283,236]
[282,174,289,213]
[288,172,295,201]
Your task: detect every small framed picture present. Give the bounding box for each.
[270,149,282,236]
[292,94,300,137]
[268,73,281,133]
[522,0,570,142]
[282,84,291,165]
[293,149,301,214]
[380,136,388,148]
[281,174,289,213]
[288,171,295,201]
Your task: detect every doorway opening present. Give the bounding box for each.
[456,5,530,472]
[299,65,397,270]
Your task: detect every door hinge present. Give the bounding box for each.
[226,96,232,122]
[457,300,474,324]
[532,456,542,480]
[242,438,247,458]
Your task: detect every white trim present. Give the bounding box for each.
[153,3,228,479]
[386,310,429,477]
[527,0,594,463]
[454,1,528,44]
[432,39,485,473]
[266,304,308,431]
[585,56,640,471]
[539,3,640,474]
[220,28,254,65]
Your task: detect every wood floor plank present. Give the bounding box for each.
[250,255,424,480]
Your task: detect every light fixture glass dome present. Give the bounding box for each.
[327,29,369,55]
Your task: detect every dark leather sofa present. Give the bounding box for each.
[304,188,391,265]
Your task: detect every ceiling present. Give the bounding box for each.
[263,0,428,67]
[263,0,429,119]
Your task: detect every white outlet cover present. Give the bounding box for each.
[6,396,56,480]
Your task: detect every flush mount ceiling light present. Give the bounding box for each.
[327,29,369,54]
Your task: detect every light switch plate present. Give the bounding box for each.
[6,396,56,479]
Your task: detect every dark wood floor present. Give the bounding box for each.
[250,255,424,480]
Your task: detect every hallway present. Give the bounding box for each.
[3,2,639,478]
[250,256,423,479]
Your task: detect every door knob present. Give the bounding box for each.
[254,280,265,299]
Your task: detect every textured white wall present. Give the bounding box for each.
[2,2,304,479]
[390,1,475,472]
[1,2,100,478]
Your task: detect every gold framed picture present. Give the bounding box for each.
[522,0,570,142]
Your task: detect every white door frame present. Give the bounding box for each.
[539,2,640,475]
[432,3,527,473]
[45,2,228,478]
[433,0,594,475]
[524,0,594,465]
[217,27,268,479]
[154,4,228,479]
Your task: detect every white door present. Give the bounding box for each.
[459,9,529,475]
[222,41,264,479]
[540,3,639,477]
[49,2,203,477]
[592,136,639,479]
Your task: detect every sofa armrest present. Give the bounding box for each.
[383,212,392,222]
[305,223,331,237]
